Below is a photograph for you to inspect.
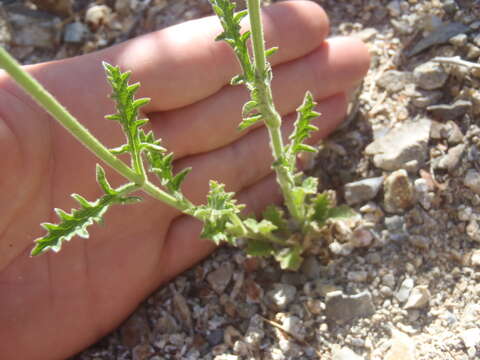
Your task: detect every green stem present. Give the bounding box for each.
[0,46,189,213]
[229,213,248,236]
[246,0,302,222]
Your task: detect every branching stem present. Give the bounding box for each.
[246,0,302,222]
[0,47,191,213]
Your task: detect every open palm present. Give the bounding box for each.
[0,2,369,359]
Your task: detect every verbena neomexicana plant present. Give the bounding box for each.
[0,0,353,270]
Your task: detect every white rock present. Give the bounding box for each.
[344,177,384,205]
[464,170,480,194]
[395,278,415,303]
[385,329,416,360]
[471,249,480,266]
[414,62,449,90]
[404,285,430,309]
[383,170,416,213]
[460,328,480,348]
[466,220,480,243]
[85,5,111,28]
[267,283,297,309]
[332,346,364,360]
[365,119,431,171]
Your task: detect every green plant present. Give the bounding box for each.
[0,0,352,270]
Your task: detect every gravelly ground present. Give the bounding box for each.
[3,0,480,359]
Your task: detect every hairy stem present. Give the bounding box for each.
[246,0,302,222]
[0,47,190,213]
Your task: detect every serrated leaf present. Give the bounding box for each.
[265,47,279,57]
[242,100,259,117]
[103,62,151,172]
[302,176,318,194]
[105,114,121,121]
[187,180,244,245]
[286,91,320,164]
[141,142,166,153]
[209,0,255,84]
[109,144,130,155]
[244,218,277,236]
[171,167,192,192]
[55,208,73,222]
[246,239,274,257]
[96,164,115,195]
[295,143,317,153]
[118,196,142,204]
[31,190,134,256]
[291,186,307,217]
[275,246,303,271]
[238,114,262,130]
[139,130,190,195]
[262,205,289,233]
[211,3,223,16]
[132,98,150,110]
[231,74,245,86]
[240,30,251,43]
[233,9,248,23]
[310,193,330,225]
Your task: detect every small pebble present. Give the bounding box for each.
[344,177,384,205]
[85,5,111,28]
[347,270,368,282]
[404,285,430,309]
[385,329,416,360]
[383,170,416,213]
[466,220,480,242]
[411,89,443,108]
[464,169,480,194]
[332,346,364,360]
[267,283,297,310]
[365,118,431,172]
[207,262,233,294]
[437,143,466,172]
[325,290,375,324]
[460,328,480,348]
[409,235,431,249]
[449,33,467,47]
[470,250,480,266]
[382,273,396,288]
[377,70,412,93]
[396,278,415,303]
[63,22,89,43]
[427,100,472,120]
[413,62,448,90]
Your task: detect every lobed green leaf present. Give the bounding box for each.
[103,62,151,172]
[246,239,274,257]
[209,0,255,85]
[287,91,320,163]
[31,184,139,256]
[187,181,244,245]
[262,205,289,233]
[243,218,277,237]
[275,245,303,271]
[238,114,262,130]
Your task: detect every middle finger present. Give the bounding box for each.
[149,36,370,158]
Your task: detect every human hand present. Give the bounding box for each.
[0,1,369,359]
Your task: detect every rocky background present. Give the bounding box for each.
[2,0,480,359]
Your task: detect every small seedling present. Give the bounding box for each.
[0,0,353,270]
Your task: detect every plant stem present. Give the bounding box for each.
[0,46,190,213]
[246,0,302,222]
